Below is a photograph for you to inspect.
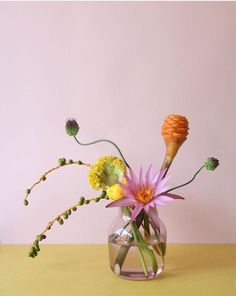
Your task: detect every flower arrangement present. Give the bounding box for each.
[23,114,219,280]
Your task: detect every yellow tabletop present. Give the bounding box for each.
[0,244,235,296]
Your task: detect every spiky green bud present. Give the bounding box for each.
[65,119,79,136]
[204,157,219,171]
[58,158,66,166]
[24,199,29,206]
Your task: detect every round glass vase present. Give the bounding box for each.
[108,206,167,280]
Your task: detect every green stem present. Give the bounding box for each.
[143,211,150,237]
[74,136,130,168]
[130,221,148,278]
[166,165,205,193]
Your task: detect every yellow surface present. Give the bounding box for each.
[0,244,236,296]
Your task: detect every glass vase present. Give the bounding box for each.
[108,206,167,280]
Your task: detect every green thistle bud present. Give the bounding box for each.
[72,207,77,211]
[68,159,73,164]
[79,197,85,205]
[204,157,219,171]
[58,158,66,166]
[41,175,46,181]
[65,119,79,136]
[26,189,31,194]
[24,199,29,206]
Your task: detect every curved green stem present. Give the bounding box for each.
[166,165,205,193]
[74,136,130,168]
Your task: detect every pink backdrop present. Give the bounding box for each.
[1,2,235,244]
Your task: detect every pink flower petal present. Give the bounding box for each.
[146,206,160,232]
[129,168,139,185]
[154,199,165,206]
[152,170,162,185]
[155,186,169,195]
[139,166,145,184]
[131,203,143,220]
[119,183,134,195]
[158,195,173,202]
[158,176,171,188]
[145,165,153,184]
[165,193,185,200]
[106,196,136,208]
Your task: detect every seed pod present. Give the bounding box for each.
[72,207,77,211]
[58,218,64,225]
[85,200,90,205]
[31,246,37,256]
[41,175,46,181]
[26,189,31,194]
[28,252,33,257]
[63,213,68,219]
[24,199,29,206]
[79,197,85,205]
[58,158,66,166]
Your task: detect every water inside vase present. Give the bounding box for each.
[108,234,165,280]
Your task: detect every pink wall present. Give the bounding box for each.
[1,2,235,244]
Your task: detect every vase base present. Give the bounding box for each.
[111,266,164,281]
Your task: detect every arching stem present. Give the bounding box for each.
[166,166,205,193]
[74,136,130,168]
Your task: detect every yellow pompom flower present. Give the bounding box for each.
[88,156,126,190]
[107,184,125,201]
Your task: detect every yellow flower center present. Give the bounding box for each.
[135,187,154,204]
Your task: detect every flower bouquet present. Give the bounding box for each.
[24,114,219,280]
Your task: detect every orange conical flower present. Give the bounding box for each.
[161,114,189,168]
[161,114,189,145]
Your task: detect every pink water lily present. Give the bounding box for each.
[106,166,184,225]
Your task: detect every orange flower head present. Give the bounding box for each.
[161,114,189,146]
